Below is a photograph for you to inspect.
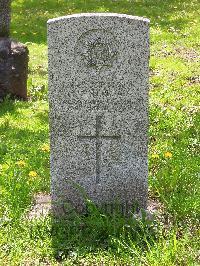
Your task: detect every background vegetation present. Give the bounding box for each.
[0,0,199,264]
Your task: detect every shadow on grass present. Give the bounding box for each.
[11,0,199,44]
[51,201,157,262]
[0,97,33,116]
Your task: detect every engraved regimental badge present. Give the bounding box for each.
[75,29,118,71]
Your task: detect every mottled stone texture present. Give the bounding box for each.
[0,0,11,37]
[48,13,150,215]
[0,38,28,99]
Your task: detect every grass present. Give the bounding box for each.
[0,0,199,264]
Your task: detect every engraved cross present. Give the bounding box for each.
[78,115,121,183]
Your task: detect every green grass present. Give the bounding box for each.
[0,0,199,264]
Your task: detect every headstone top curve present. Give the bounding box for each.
[47,13,150,24]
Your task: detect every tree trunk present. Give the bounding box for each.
[0,0,11,37]
[0,0,28,100]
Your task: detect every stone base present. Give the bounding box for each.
[0,38,28,99]
[27,192,163,221]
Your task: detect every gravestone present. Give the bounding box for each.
[0,0,28,99]
[48,13,150,214]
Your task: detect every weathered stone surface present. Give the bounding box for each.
[0,0,11,37]
[0,38,28,99]
[48,13,150,214]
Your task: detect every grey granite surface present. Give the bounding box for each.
[48,13,150,214]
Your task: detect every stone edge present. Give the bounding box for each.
[47,13,150,24]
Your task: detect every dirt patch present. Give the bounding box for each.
[27,193,51,220]
[147,198,164,214]
[187,75,200,85]
[175,47,200,62]
[156,46,200,62]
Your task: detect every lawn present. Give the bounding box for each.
[0,0,200,265]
